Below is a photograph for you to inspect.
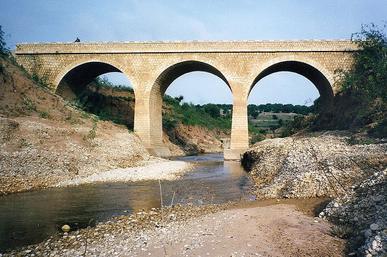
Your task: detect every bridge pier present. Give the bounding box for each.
[224,82,249,160]
[224,148,247,160]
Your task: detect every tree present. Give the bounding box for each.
[174,95,184,103]
[0,25,9,55]
[204,104,221,118]
[339,23,387,102]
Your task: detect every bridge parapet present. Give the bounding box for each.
[16,40,358,54]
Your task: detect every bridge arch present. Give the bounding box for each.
[55,60,136,128]
[54,59,134,88]
[246,57,335,147]
[55,59,137,102]
[145,60,231,155]
[249,57,334,103]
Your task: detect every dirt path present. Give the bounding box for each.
[125,204,345,257]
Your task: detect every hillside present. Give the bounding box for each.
[0,56,151,194]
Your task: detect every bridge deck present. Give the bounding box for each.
[15,40,358,54]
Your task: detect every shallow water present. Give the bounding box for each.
[0,153,253,251]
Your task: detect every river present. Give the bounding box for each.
[0,153,253,251]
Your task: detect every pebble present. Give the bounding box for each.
[370,223,380,231]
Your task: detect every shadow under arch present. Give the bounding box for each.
[146,60,231,154]
[56,61,131,98]
[56,61,136,129]
[249,60,334,105]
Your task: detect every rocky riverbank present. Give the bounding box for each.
[241,131,386,199]
[320,169,386,256]
[241,131,387,256]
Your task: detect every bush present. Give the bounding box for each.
[0,25,10,56]
[250,133,265,144]
[340,23,387,102]
[203,104,221,118]
[94,77,134,93]
[38,111,50,119]
[281,115,311,137]
[162,113,178,130]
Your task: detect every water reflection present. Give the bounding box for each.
[0,153,252,251]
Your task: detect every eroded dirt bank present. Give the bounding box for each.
[0,57,194,195]
[4,200,345,257]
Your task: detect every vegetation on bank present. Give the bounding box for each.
[313,24,386,137]
[0,25,9,56]
[278,24,387,139]
[162,95,232,132]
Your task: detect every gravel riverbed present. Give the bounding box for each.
[3,200,345,257]
[57,159,194,186]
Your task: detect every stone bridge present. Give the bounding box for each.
[14,40,357,159]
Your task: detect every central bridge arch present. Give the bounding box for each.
[145,60,231,156]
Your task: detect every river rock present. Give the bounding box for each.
[321,170,387,257]
[370,223,380,231]
[61,224,71,233]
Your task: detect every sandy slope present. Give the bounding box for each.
[58,159,193,186]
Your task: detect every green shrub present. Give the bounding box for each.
[38,111,50,119]
[281,115,311,137]
[84,120,97,141]
[250,133,265,144]
[340,23,387,102]
[22,97,37,112]
[312,24,386,136]
[94,77,134,93]
[31,73,51,88]
[0,25,10,56]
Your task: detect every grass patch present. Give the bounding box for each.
[38,110,50,119]
[22,97,37,112]
[83,120,98,141]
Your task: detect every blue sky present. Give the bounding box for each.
[1,0,386,105]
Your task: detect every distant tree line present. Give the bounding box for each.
[166,95,313,120]
[247,103,313,118]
